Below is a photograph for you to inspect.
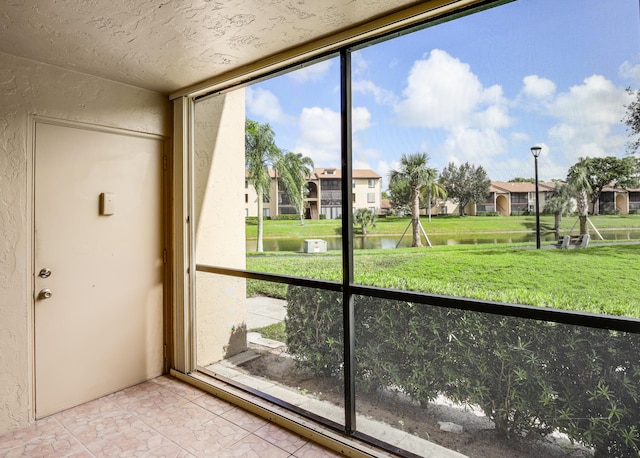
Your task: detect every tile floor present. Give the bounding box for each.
[0,375,351,457]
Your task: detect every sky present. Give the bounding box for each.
[245,0,640,189]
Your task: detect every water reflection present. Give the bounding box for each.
[247,231,640,252]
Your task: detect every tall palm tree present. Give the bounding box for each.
[277,152,314,226]
[389,152,433,247]
[245,119,280,252]
[567,160,592,235]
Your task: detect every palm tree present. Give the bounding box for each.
[353,208,375,235]
[389,152,433,247]
[245,119,280,252]
[277,152,314,226]
[423,171,447,223]
[543,182,573,234]
[567,160,592,235]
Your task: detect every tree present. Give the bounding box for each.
[568,156,639,215]
[439,162,491,216]
[246,119,280,252]
[543,182,573,233]
[567,161,592,235]
[388,153,433,247]
[424,172,447,222]
[353,208,375,235]
[246,119,313,252]
[623,87,640,154]
[277,151,313,226]
[509,177,535,183]
[388,176,412,215]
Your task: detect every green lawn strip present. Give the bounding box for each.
[246,214,640,239]
[249,321,287,341]
[246,244,640,318]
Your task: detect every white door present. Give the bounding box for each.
[34,121,165,418]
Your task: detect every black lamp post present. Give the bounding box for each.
[531,146,542,249]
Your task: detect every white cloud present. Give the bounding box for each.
[287,59,333,83]
[245,87,293,124]
[550,75,628,125]
[438,127,508,165]
[619,61,640,83]
[352,106,371,131]
[352,79,398,105]
[394,49,511,130]
[522,75,556,99]
[546,75,633,163]
[295,106,371,165]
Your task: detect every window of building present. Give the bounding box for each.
[188,2,640,457]
[368,179,375,188]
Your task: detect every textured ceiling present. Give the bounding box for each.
[0,0,419,94]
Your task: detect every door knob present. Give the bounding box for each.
[38,289,53,300]
[38,268,52,278]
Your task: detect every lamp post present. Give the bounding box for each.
[531,146,542,249]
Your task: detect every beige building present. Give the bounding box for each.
[244,168,383,219]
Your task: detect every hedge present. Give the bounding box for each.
[285,286,640,457]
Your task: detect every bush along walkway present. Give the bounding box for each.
[285,286,640,457]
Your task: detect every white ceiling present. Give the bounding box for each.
[0,0,419,94]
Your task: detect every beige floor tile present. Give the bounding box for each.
[254,422,309,454]
[223,406,270,432]
[0,427,89,458]
[0,417,62,452]
[150,376,206,401]
[191,393,236,416]
[160,416,251,457]
[144,401,217,433]
[54,396,125,430]
[68,410,173,457]
[212,433,291,458]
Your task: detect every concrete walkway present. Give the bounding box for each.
[246,296,287,329]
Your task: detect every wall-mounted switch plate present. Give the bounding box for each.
[100,192,115,215]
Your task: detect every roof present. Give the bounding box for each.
[310,168,382,179]
[244,168,382,180]
[490,181,557,194]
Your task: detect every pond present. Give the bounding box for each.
[247,230,640,252]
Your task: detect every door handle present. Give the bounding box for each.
[39,268,52,278]
[38,289,53,300]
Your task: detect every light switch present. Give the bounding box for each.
[100,192,115,216]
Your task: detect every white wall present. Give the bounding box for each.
[0,52,170,434]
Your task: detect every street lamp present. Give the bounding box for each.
[531,146,542,249]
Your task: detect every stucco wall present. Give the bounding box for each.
[193,90,247,366]
[0,52,170,433]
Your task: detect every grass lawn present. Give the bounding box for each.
[246,214,640,239]
[247,243,640,318]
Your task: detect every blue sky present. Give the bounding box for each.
[246,0,640,188]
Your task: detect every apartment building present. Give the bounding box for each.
[245,168,383,220]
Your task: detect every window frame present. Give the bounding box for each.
[174,1,640,455]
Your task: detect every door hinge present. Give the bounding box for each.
[163,155,167,171]
[163,249,167,264]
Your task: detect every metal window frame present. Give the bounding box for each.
[179,0,640,455]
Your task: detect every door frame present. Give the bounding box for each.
[27,115,173,420]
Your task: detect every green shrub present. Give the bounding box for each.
[276,214,299,220]
[319,214,327,220]
[285,285,640,454]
